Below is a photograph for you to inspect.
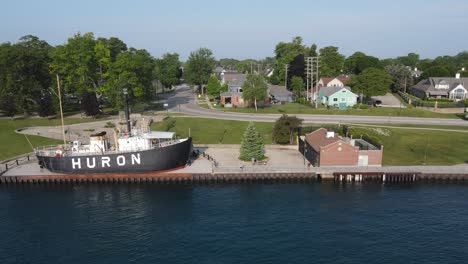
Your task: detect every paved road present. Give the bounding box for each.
[166,86,468,126]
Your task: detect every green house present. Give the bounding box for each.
[317,86,358,109]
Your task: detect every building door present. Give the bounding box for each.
[339,102,347,110]
[358,155,368,166]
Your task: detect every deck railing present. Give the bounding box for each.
[0,153,36,176]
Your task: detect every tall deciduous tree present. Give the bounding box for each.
[0,35,52,115]
[154,53,181,90]
[384,64,413,92]
[272,114,303,144]
[273,36,307,84]
[319,46,345,77]
[206,75,222,96]
[290,76,304,100]
[398,53,420,67]
[81,90,100,116]
[242,73,268,112]
[239,122,264,161]
[38,92,56,117]
[351,68,392,97]
[184,48,216,95]
[0,93,17,118]
[105,48,156,108]
[344,52,381,75]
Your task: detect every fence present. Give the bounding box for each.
[0,153,36,175]
[213,166,311,173]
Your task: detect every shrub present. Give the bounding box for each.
[104,122,116,128]
[359,104,368,109]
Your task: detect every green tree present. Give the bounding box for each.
[38,92,56,117]
[384,64,413,92]
[241,73,268,112]
[50,32,106,96]
[81,90,100,116]
[272,114,303,144]
[0,35,52,115]
[319,46,345,77]
[420,66,452,80]
[290,76,304,100]
[273,36,307,84]
[97,37,127,62]
[184,48,216,95]
[398,52,420,67]
[287,54,305,89]
[344,52,381,75]
[0,93,17,118]
[154,53,181,90]
[239,122,264,161]
[104,48,156,108]
[206,75,222,96]
[352,68,392,97]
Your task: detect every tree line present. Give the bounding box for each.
[2,33,467,118]
[0,33,182,117]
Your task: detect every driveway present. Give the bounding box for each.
[372,93,404,107]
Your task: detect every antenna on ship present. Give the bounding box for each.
[123,88,131,134]
[56,75,67,145]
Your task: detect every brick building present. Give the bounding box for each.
[299,128,383,167]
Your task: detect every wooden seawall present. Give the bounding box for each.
[0,172,317,185]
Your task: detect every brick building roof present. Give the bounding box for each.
[304,128,341,152]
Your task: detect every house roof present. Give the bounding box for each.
[319,75,351,87]
[319,86,355,97]
[319,77,334,87]
[304,128,341,152]
[412,77,468,94]
[268,84,293,97]
[223,73,247,87]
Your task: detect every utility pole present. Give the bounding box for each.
[284,64,289,89]
[305,57,313,101]
[306,57,319,106]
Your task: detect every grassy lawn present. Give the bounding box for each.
[213,102,460,119]
[151,117,468,166]
[346,126,468,166]
[0,117,108,161]
[151,117,273,144]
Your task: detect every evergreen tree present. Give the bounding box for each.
[81,91,100,117]
[239,122,264,161]
[38,92,56,117]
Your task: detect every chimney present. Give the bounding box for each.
[456,73,460,79]
[326,131,335,138]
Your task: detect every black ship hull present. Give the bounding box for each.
[36,138,192,174]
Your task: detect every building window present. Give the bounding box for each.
[341,98,346,102]
[453,88,465,99]
[333,98,338,102]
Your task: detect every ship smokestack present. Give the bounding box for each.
[123,88,131,133]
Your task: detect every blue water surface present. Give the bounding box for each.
[1,183,467,264]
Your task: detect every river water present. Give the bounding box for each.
[1,183,467,264]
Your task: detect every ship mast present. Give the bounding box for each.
[56,75,66,145]
[123,88,131,133]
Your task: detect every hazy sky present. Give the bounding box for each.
[1,0,467,60]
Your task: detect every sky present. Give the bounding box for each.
[1,0,468,61]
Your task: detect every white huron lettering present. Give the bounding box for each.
[116,155,126,166]
[101,157,111,168]
[86,157,96,168]
[131,153,141,165]
[72,158,81,169]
